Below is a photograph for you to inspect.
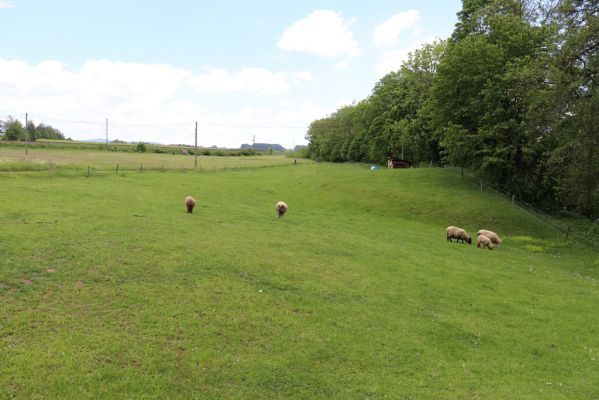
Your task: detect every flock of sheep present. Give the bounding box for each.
[446,226,502,251]
[185,195,498,250]
[185,196,288,218]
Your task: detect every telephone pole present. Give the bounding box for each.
[25,112,28,156]
[194,121,198,168]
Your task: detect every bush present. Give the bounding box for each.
[136,142,147,153]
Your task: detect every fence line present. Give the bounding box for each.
[0,160,308,175]
[444,165,597,249]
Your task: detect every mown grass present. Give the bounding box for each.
[0,164,597,399]
[0,146,305,173]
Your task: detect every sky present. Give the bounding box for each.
[0,0,461,148]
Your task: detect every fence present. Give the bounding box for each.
[444,165,598,250]
[0,159,308,176]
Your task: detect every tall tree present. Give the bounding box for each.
[3,117,25,141]
[546,0,599,216]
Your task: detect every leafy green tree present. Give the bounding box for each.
[3,117,25,141]
[35,123,65,140]
[136,142,147,152]
[545,0,599,216]
[433,3,551,194]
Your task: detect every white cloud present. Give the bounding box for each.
[373,10,420,48]
[277,10,359,57]
[375,37,437,76]
[334,61,348,70]
[191,67,312,95]
[0,1,15,8]
[375,47,417,76]
[0,58,324,147]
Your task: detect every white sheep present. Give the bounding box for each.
[477,234,494,250]
[446,226,472,244]
[275,201,288,218]
[477,229,502,247]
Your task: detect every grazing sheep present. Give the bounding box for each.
[446,226,472,244]
[477,234,494,250]
[275,201,288,218]
[477,229,502,247]
[185,196,196,214]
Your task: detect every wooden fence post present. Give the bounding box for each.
[480,178,483,192]
[512,195,515,206]
[565,226,571,240]
[87,165,90,177]
[116,164,119,174]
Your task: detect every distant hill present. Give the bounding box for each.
[240,143,286,152]
[293,145,307,151]
[80,138,107,143]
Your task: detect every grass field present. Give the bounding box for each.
[1,163,598,399]
[0,146,302,172]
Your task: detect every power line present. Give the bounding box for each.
[29,113,308,129]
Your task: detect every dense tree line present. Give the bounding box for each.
[306,0,598,217]
[0,116,65,141]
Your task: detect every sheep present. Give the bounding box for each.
[446,226,472,244]
[275,201,288,218]
[185,196,196,214]
[477,229,502,247]
[477,234,494,250]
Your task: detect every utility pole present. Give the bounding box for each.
[25,112,28,156]
[105,118,108,149]
[194,121,198,169]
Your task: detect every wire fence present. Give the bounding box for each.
[444,165,598,250]
[0,158,308,175]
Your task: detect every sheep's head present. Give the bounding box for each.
[467,236,472,244]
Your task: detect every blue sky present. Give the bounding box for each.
[0,0,461,147]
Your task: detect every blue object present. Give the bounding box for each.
[370,165,379,170]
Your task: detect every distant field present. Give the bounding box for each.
[1,164,597,399]
[0,146,305,172]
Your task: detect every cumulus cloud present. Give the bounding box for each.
[0,58,321,147]
[0,2,15,8]
[190,67,312,95]
[277,10,359,57]
[375,37,437,76]
[373,10,420,48]
[375,47,417,76]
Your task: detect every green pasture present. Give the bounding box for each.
[0,146,302,172]
[0,163,597,399]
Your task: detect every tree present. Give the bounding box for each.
[3,117,25,141]
[433,2,551,195]
[26,120,37,141]
[136,142,147,152]
[545,0,599,216]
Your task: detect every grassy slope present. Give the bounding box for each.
[0,164,597,399]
